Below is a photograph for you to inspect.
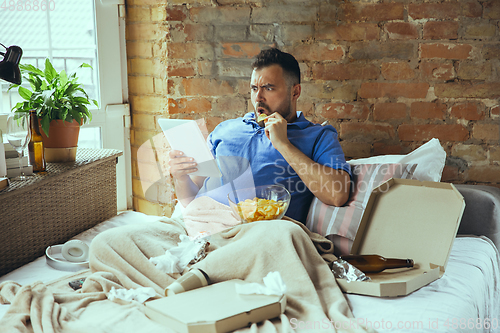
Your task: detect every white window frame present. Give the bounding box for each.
[0,0,131,211]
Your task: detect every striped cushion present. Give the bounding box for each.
[306,163,416,256]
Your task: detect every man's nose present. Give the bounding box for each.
[255,88,265,102]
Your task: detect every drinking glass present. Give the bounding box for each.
[6,113,30,180]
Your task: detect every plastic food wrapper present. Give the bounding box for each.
[149,235,209,273]
[331,259,371,282]
[235,271,287,296]
[107,286,156,303]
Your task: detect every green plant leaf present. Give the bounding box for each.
[20,64,44,77]
[60,70,68,86]
[44,58,57,83]
[80,63,93,69]
[41,115,51,137]
[18,86,32,100]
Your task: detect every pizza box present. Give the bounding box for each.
[143,279,286,333]
[336,178,465,297]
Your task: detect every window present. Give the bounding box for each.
[0,0,131,210]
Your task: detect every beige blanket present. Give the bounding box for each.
[0,199,374,333]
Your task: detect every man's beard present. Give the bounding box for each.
[255,98,292,121]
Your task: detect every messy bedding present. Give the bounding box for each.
[0,209,499,333]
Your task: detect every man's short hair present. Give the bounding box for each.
[252,48,301,86]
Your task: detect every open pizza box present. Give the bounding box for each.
[336,178,465,297]
[144,279,286,333]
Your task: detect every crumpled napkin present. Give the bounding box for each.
[235,271,287,296]
[107,286,156,303]
[149,234,209,273]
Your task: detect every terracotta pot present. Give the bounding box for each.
[39,119,81,148]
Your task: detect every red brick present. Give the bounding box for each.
[167,42,214,59]
[420,62,455,81]
[183,24,213,41]
[182,78,234,96]
[410,102,446,120]
[441,165,459,182]
[466,165,500,183]
[167,61,196,77]
[350,42,415,60]
[373,103,406,121]
[190,6,251,24]
[291,43,344,62]
[473,124,500,141]
[409,3,461,20]
[373,142,404,155]
[340,123,395,141]
[168,97,212,114]
[221,43,262,59]
[423,21,459,40]
[492,106,500,116]
[435,83,500,99]
[450,103,484,120]
[385,22,419,40]
[312,63,379,81]
[320,103,370,120]
[341,142,372,159]
[359,83,429,99]
[381,62,415,80]
[420,43,473,60]
[205,116,224,133]
[484,1,500,19]
[398,124,469,142]
[167,5,187,21]
[339,3,404,22]
[462,1,483,18]
[317,23,379,41]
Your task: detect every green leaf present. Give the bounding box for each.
[20,64,45,77]
[18,86,32,100]
[80,63,93,69]
[60,70,68,86]
[44,59,57,83]
[41,115,51,137]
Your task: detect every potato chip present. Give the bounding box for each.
[257,114,268,123]
[236,197,287,222]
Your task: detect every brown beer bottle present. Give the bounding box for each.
[28,110,46,172]
[339,254,414,273]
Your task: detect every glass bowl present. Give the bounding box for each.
[227,184,291,223]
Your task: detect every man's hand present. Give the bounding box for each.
[168,150,206,207]
[264,112,290,150]
[168,150,198,180]
[264,118,351,207]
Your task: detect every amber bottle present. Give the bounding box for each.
[28,110,46,172]
[339,254,414,273]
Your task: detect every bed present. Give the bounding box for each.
[1,183,499,333]
[1,137,500,332]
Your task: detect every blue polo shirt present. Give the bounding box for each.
[196,111,351,223]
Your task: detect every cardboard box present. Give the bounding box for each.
[336,178,465,297]
[144,279,286,333]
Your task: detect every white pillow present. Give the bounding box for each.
[348,138,446,182]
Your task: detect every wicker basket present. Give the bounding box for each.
[0,148,122,276]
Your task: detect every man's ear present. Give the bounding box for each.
[292,84,301,101]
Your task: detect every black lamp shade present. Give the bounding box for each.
[0,45,23,85]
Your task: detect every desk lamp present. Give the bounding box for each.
[0,43,23,85]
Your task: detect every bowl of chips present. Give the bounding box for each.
[227,184,291,223]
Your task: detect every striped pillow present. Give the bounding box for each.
[306,163,416,256]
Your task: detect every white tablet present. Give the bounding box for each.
[158,119,222,178]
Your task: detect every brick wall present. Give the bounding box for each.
[126,0,500,216]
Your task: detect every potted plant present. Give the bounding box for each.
[9,58,97,162]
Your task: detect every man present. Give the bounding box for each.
[83,49,369,332]
[170,47,351,223]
